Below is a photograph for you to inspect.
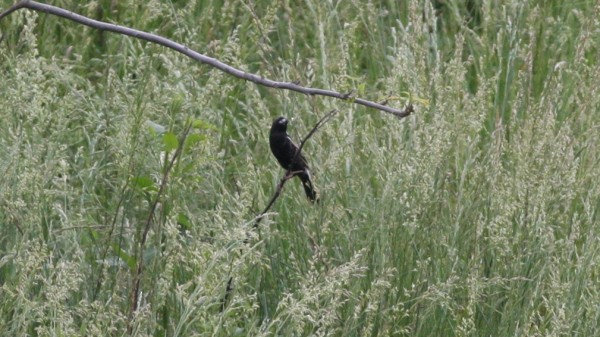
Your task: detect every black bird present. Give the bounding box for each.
[269,116,318,202]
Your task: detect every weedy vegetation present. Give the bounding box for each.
[1,0,599,336]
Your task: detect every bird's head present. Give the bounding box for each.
[271,116,288,132]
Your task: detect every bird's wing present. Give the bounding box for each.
[288,136,309,168]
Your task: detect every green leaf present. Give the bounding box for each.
[177,213,191,231]
[163,132,179,151]
[192,119,217,130]
[132,176,155,190]
[184,133,206,149]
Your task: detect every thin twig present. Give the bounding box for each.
[0,0,413,118]
[249,170,294,231]
[295,109,338,162]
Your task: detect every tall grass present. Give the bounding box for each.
[1,0,599,336]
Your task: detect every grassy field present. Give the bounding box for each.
[1,0,600,336]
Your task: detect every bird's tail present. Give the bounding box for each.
[298,171,318,203]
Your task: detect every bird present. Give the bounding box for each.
[269,116,318,202]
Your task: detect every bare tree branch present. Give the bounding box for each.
[0,0,26,19]
[295,109,338,161]
[249,170,295,230]
[0,0,414,118]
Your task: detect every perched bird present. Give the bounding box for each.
[269,116,318,202]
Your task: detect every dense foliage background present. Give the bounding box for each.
[1,0,600,336]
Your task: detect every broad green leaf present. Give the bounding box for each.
[177,213,191,231]
[163,132,179,151]
[184,133,206,149]
[192,119,217,130]
[132,176,155,190]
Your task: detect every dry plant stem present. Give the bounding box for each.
[250,171,295,230]
[0,0,413,118]
[295,109,338,159]
[128,124,192,329]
